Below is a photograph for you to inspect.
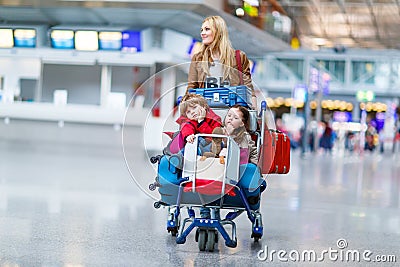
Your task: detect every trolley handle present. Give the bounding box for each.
[259,101,267,147]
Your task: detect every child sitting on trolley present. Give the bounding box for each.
[168,94,265,212]
[196,104,265,218]
[168,93,222,154]
[212,105,265,212]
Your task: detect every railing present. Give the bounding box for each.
[251,51,400,96]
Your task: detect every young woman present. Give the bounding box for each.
[186,15,257,109]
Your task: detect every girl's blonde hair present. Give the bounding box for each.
[198,16,235,81]
[179,93,209,116]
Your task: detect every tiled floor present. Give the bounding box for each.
[0,120,399,266]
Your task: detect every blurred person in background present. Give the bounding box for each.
[364,122,378,152]
[319,121,334,154]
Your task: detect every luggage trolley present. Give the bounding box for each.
[149,101,270,252]
[174,133,244,250]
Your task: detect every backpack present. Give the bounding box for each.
[163,131,184,155]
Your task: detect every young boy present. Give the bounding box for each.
[176,93,222,145]
[175,94,222,219]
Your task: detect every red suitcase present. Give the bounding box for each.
[259,129,291,174]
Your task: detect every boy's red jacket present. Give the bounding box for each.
[176,108,222,140]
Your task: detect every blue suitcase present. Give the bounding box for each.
[188,86,251,108]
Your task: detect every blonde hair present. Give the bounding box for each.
[198,16,235,81]
[179,93,209,116]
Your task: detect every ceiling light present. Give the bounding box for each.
[313,38,326,46]
[272,11,280,17]
[235,8,245,17]
[244,0,259,7]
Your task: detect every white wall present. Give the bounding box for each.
[111,66,151,105]
[162,29,193,58]
[41,64,101,105]
[0,57,41,100]
[40,64,152,106]
[203,0,224,10]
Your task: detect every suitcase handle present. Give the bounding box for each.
[268,129,283,134]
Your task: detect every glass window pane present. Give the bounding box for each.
[352,61,375,84]
[316,59,345,83]
[277,58,303,80]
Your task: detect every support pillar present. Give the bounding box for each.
[159,66,176,118]
[100,65,112,107]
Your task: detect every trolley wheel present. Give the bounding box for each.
[167,209,180,237]
[206,230,216,252]
[168,226,178,236]
[153,201,162,209]
[252,234,261,242]
[251,211,263,242]
[149,183,156,191]
[150,156,160,164]
[195,228,199,242]
[198,230,207,251]
[214,230,218,243]
[171,228,178,236]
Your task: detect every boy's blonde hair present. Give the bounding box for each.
[179,94,209,116]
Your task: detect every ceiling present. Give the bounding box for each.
[274,0,400,50]
[1,0,397,53]
[0,0,290,56]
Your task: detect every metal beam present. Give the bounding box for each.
[365,0,381,41]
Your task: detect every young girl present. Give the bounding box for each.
[221,105,265,210]
[221,105,258,165]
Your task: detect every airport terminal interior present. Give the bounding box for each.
[1,0,400,266]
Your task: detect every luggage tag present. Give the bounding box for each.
[213,92,220,102]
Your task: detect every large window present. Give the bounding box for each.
[316,59,345,83]
[277,58,304,80]
[392,60,400,89]
[352,61,375,84]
